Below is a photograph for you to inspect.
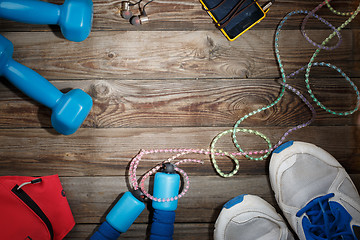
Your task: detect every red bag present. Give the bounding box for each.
[0,175,75,240]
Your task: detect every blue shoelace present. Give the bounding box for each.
[296,193,355,240]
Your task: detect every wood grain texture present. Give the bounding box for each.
[0,78,358,128]
[0,126,359,177]
[61,175,274,224]
[63,174,360,239]
[0,0,359,239]
[64,223,213,239]
[0,0,358,32]
[60,175,360,224]
[1,29,357,81]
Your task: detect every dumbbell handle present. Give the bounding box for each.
[0,0,60,25]
[3,59,62,109]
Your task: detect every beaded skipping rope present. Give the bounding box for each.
[129,0,360,203]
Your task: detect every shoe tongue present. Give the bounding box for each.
[297,193,334,218]
[280,154,338,208]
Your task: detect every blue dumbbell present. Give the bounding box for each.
[0,34,93,135]
[0,0,93,42]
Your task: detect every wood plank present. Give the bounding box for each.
[0,0,358,32]
[62,174,360,238]
[0,126,359,177]
[1,1,358,240]
[60,175,360,224]
[0,78,358,129]
[63,174,360,239]
[354,29,360,75]
[64,223,213,239]
[1,29,357,81]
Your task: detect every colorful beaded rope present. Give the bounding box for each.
[326,0,354,16]
[231,1,360,162]
[129,0,360,202]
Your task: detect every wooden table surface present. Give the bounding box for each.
[1,0,359,239]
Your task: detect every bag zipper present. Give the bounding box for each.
[12,185,54,240]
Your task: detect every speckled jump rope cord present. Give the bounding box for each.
[129,0,360,202]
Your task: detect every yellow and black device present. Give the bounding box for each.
[200,0,273,41]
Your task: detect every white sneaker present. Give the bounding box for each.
[214,194,294,240]
[269,141,360,240]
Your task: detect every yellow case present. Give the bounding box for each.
[200,0,267,41]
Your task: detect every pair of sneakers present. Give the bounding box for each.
[214,141,360,240]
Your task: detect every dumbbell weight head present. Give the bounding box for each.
[0,35,13,76]
[59,0,93,42]
[52,89,93,135]
[0,35,93,135]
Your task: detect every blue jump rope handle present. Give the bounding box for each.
[91,166,179,240]
[90,191,146,240]
[90,221,121,240]
[150,170,180,240]
[150,209,176,240]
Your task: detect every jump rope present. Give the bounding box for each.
[128,0,360,204]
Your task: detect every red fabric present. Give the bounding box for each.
[0,175,75,240]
